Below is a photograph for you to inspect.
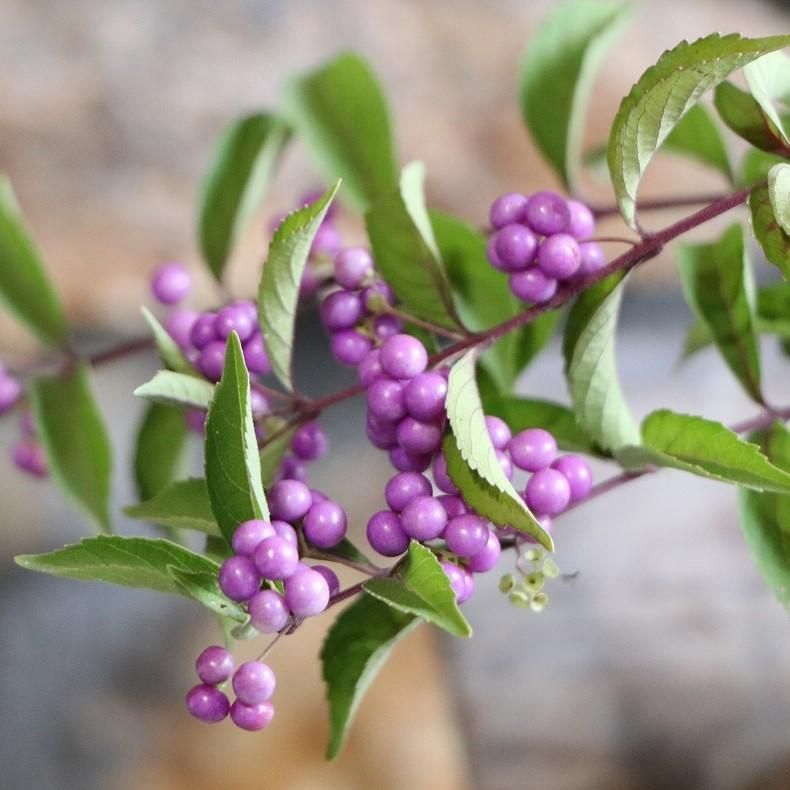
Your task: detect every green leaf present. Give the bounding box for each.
[661,104,733,181]
[714,81,790,155]
[133,403,189,502]
[205,333,268,543]
[31,362,113,533]
[519,0,629,190]
[0,176,68,346]
[258,180,341,390]
[750,181,790,278]
[198,113,290,282]
[321,594,419,760]
[15,535,219,596]
[739,149,786,187]
[134,370,214,410]
[282,53,397,212]
[445,350,551,547]
[366,163,462,331]
[744,51,790,145]
[758,281,790,320]
[607,33,790,229]
[124,478,219,535]
[678,224,762,402]
[738,422,790,607]
[563,274,640,452]
[140,306,196,375]
[364,542,471,638]
[616,409,790,493]
[768,163,790,235]
[167,567,248,623]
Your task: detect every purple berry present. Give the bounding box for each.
[497,449,514,480]
[396,417,443,455]
[379,334,428,379]
[311,222,342,257]
[219,556,261,602]
[485,416,511,450]
[486,235,505,270]
[432,452,458,495]
[567,199,595,240]
[291,421,328,461]
[509,268,558,304]
[254,536,300,580]
[232,661,276,705]
[404,372,447,421]
[230,699,274,731]
[214,305,255,342]
[312,565,340,597]
[552,454,593,501]
[268,479,312,522]
[250,389,270,418]
[444,514,489,557]
[320,289,364,331]
[334,247,373,289]
[284,568,330,617]
[525,468,571,516]
[372,314,403,340]
[537,233,581,280]
[0,375,22,414]
[243,333,272,375]
[385,472,432,513]
[278,455,308,482]
[367,415,398,450]
[272,520,298,546]
[362,281,396,312]
[388,447,431,473]
[195,645,234,685]
[198,340,227,382]
[186,684,230,723]
[458,567,475,604]
[441,561,467,602]
[510,428,557,472]
[438,495,467,519]
[232,519,274,557]
[248,589,289,633]
[303,500,347,548]
[165,308,198,352]
[366,510,410,556]
[190,312,219,349]
[525,191,571,236]
[489,192,528,229]
[367,378,407,422]
[400,495,447,541]
[330,329,373,367]
[358,349,384,387]
[468,529,501,573]
[151,262,191,305]
[492,224,538,272]
[578,242,606,277]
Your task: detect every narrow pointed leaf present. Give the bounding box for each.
[714,81,790,155]
[750,181,790,278]
[133,403,189,501]
[744,51,790,145]
[124,478,219,535]
[167,567,248,622]
[140,306,196,375]
[134,370,214,410]
[662,104,733,181]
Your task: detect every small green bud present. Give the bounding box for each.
[524,572,545,592]
[542,557,560,579]
[530,592,549,612]
[499,573,516,593]
[509,590,531,608]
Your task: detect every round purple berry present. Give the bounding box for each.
[432,452,458,495]
[291,421,328,461]
[268,479,312,522]
[198,340,227,382]
[497,449,514,480]
[14,443,50,479]
[0,375,22,414]
[372,314,403,340]
[330,329,373,367]
[537,233,581,280]
[492,224,538,272]
[438,495,467,520]
[510,428,557,472]
[195,645,234,685]
[254,536,300,580]
[379,334,428,379]
[388,447,431,473]
[278,455,308,482]
[509,268,558,304]
[367,378,407,422]
[186,684,230,723]
[248,589,289,633]
[243,333,272,375]
[250,389,270,418]
[525,468,571,516]
[458,567,475,604]
[284,568,330,617]
[367,415,398,450]
[404,372,447,421]
[230,699,274,731]
[358,349,384,387]
[578,242,606,277]
[214,305,255,342]
[444,514,489,557]
[312,565,340,597]
[303,500,348,548]
[334,247,374,289]
[525,191,571,236]
[468,529,501,573]
[232,519,274,557]
[271,520,298,546]
[489,192,528,229]
[485,416,511,450]
[190,312,219,349]
[232,661,276,705]
[311,222,341,257]
[486,235,505,270]
[151,262,191,305]
[165,308,198,352]
[567,199,595,240]
[320,289,364,331]
[400,495,447,541]
[441,561,467,603]
[219,556,261,602]
[385,472,432,513]
[396,417,443,455]
[366,510,410,556]
[552,454,593,502]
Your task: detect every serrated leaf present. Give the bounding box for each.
[140,306,196,375]
[133,402,189,502]
[205,333,268,543]
[366,163,463,332]
[744,51,790,146]
[0,176,68,346]
[445,350,550,547]
[678,224,762,402]
[259,180,341,390]
[198,113,290,282]
[31,362,112,533]
[768,163,790,235]
[662,104,733,181]
[134,370,214,410]
[168,566,248,623]
[15,535,219,596]
[608,33,790,229]
[364,542,471,638]
[714,81,790,156]
[563,273,640,452]
[616,409,790,493]
[124,479,219,535]
[321,594,419,760]
[750,181,790,278]
[282,53,397,212]
[519,0,629,190]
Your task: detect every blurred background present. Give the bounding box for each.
[2,1,790,788]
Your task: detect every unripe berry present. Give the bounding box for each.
[525,468,571,516]
[196,645,234,685]
[366,510,410,556]
[232,519,274,557]
[330,329,373,367]
[489,192,528,229]
[151,262,191,305]
[525,191,570,236]
[248,589,289,633]
[537,233,581,280]
[444,514,489,557]
[291,421,328,461]
[404,372,447,421]
[491,224,538,272]
[385,472,432,513]
[400,495,447,541]
[510,428,557,472]
[232,661,276,705]
[379,334,428,379]
[284,568,330,617]
[303,500,347,548]
[186,684,230,723]
[552,454,593,501]
[230,699,274,731]
[509,269,558,304]
[334,247,373,289]
[254,536,300,580]
[268,479,312,522]
[219,556,261,602]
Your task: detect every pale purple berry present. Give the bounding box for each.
[186,684,229,723]
[12,439,48,478]
[165,309,198,352]
[525,191,571,236]
[468,529,501,573]
[373,314,403,340]
[311,222,341,257]
[303,500,347,548]
[486,235,505,270]
[385,472,432,513]
[272,520,298,546]
[396,417,443,455]
[404,372,447,421]
[537,233,581,279]
[277,456,309,484]
[284,568,330,617]
[358,349,384,387]
[525,468,571,516]
[438,495,467,519]
[445,514,489,557]
[367,378,407,422]
[510,428,557,472]
[219,556,261,602]
[489,192,528,229]
[232,520,274,557]
[367,415,398,450]
[497,449,514,480]
[0,375,22,414]
[388,447,431,473]
[492,224,538,272]
[441,561,467,602]
[320,289,364,331]
[578,242,606,277]
[269,479,312,522]
[151,262,191,305]
[379,334,428,379]
[400,495,447,541]
[190,312,219,349]
[432,452,458,495]
[552,454,593,501]
[331,329,373,366]
[198,340,227,382]
[312,565,340,597]
[250,389,269,418]
[509,268,558,303]
[366,510,410,556]
[248,589,289,633]
[566,199,595,240]
[458,567,475,604]
[232,661,276,705]
[243,333,272,375]
[291,421,328,461]
[230,699,274,731]
[254,536,300,580]
[196,645,234,685]
[334,247,373,289]
[214,305,255,342]
[485,416,511,450]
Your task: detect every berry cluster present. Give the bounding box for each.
[486,191,605,303]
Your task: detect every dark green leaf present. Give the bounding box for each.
[714,81,790,155]
[616,409,790,493]
[519,0,629,190]
[259,180,341,390]
[31,362,112,533]
[321,594,419,760]
[739,149,786,187]
[168,567,248,622]
[678,224,762,402]
[750,181,790,278]
[744,51,790,145]
[198,113,290,282]
[134,370,214,410]
[608,33,790,229]
[364,542,471,638]
[282,53,397,212]
[768,163,790,234]
[140,306,196,375]
[133,403,189,502]
[205,333,268,543]
[0,176,68,346]
[124,479,219,535]
[662,104,733,181]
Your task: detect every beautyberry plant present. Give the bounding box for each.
[3,0,790,757]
